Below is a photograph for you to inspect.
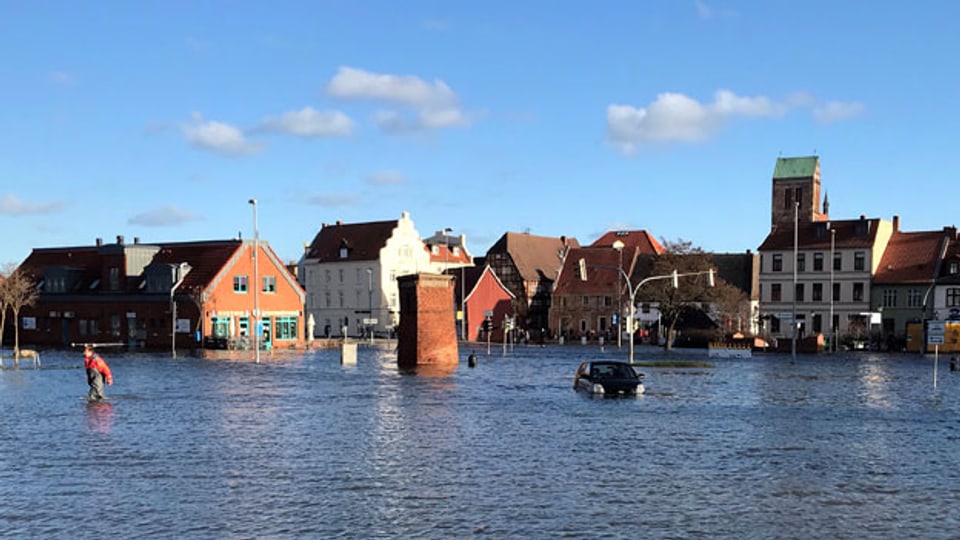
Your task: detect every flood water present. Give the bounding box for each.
[2,344,960,538]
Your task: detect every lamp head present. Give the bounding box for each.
[248,198,257,205]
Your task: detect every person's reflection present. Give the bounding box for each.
[85,401,114,434]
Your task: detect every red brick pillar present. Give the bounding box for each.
[397,273,459,370]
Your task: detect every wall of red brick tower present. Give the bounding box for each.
[397,274,459,370]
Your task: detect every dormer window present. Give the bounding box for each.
[452,246,460,256]
[950,261,959,275]
[431,245,440,255]
[340,247,348,259]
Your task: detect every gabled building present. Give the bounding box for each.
[757,156,895,344]
[423,229,473,274]
[485,232,578,333]
[463,264,516,342]
[550,245,637,341]
[300,211,429,338]
[871,226,949,344]
[17,235,305,350]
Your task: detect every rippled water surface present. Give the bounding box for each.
[2,345,960,538]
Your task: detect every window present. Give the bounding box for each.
[234,275,248,293]
[604,296,612,307]
[325,269,331,282]
[110,315,121,337]
[641,303,651,314]
[797,253,805,272]
[853,282,864,302]
[106,267,119,290]
[814,253,824,271]
[274,316,298,340]
[882,289,897,308]
[795,283,804,303]
[771,283,782,302]
[339,247,348,259]
[947,288,960,307]
[908,289,923,308]
[431,245,439,255]
[212,317,231,337]
[784,188,793,210]
[339,269,344,283]
[262,275,276,293]
[951,262,959,275]
[833,283,841,302]
[834,252,842,271]
[772,254,783,272]
[582,295,589,306]
[813,314,822,333]
[338,291,344,307]
[812,283,823,302]
[324,291,331,307]
[854,252,865,271]
[771,317,781,333]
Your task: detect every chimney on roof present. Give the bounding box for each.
[95,237,103,246]
[560,235,567,246]
[859,215,866,221]
[116,235,124,245]
[336,220,343,226]
[134,236,140,244]
[322,222,328,228]
[893,215,900,232]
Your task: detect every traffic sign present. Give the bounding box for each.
[928,320,946,345]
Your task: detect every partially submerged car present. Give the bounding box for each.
[573,361,645,396]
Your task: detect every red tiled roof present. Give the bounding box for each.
[873,231,945,284]
[18,239,249,294]
[590,230,664,255]
[486,232,579,282]
[758,218,883,251]
[304,220,398,262]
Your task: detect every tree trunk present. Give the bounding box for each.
[12,308,19,367]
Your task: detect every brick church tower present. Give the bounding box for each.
[770,155,829,226]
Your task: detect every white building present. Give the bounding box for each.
[300,212,431,338]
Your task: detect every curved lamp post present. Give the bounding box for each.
[580,259,715,364]
[249,198,260,364]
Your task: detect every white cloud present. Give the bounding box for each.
[326,66,471,132]
[182,113,262,156]
[367,170,406,186]
[606,89,858,155]
[813,101,865,123]
[259,107,356,138]
[128,205,203,227]
[0,194,65,215]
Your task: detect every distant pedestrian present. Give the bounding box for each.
[83,345,113,401]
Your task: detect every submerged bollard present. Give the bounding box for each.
[341,341,357,366]
[951,356,959,372]
[468,354,477,368]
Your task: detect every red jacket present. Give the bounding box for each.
[85,354,113,385]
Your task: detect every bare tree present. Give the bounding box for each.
[643,239,744,350]
[0,265,39,366]
[0,263,12,354]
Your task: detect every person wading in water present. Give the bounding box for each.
[83,345,114,401]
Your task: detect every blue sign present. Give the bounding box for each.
[612,313,619,325]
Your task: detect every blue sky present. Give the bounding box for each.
[2,1,958,265]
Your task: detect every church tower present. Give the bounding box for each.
[770,155,828,226]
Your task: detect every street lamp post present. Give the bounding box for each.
[580,260,715,364]
[612,240,625,349]
[792,200,798,360]
[248,198,260,364]
[830,227,836,354]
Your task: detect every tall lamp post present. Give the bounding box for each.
[612,240,625,349]
[580,259,715,364]
[792,200,798,360]
[249,198,260,364]
[829,227,836,353]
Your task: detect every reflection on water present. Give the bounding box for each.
[84,401,114,434]
[2,348,960,538]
